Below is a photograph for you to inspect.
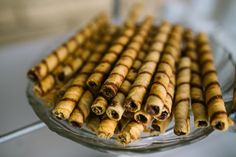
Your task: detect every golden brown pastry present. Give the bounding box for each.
[174,57,191,136]
[145,25,183,116]
[196,33,228,131]
[100,16,153,100]
[52,27,116,120]
[105,27,155,121]
[124,22,172,112]
[185,30,208,128]
[97,117,118,139]
[117,121,144,145]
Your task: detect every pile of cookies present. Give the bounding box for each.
[27,7,231,145]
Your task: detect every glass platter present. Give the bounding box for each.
[26,34,235,155]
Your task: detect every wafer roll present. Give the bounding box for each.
[97,117,118,139]
[184,29,194,41]
[144,55,175,116]
[28,14,107,82]
[134,110,152,125]
[117,121,144,145]
[101,17,153,99]
[185,32,208,128]
[116,117,131,133]
[105,29,154,121]
[91,96,108,115]
[152,114,173,134]
[159,20,172,33]
[155,74,175,121]
[196,33,228,131]
[145,27,182,116]
[56,36,97,82]
[52,27,116,120]
[124,24,171,112]
[196,32,209,45]
[69,90,94,127]
[33,73,56,96]
[86,11,139,93]
[60,27,114,82]
[52,74,87,120]
[174,57,191,136]
[32,22,110,96]
[106,92,126,121]
[87,27,135,93]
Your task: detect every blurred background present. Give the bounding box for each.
[0,0,236,157]
[1,0,236,44]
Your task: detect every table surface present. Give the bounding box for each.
[0,33,236,157]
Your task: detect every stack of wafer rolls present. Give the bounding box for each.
[86,17,139,94]
[31,15,108,96]
[100,16,153,100]
[184,30,209,128]
[28,11,231,145]
[32,33,99,96]
[52,26,117,120]
[106,27,155,121]
[56,40,95,82]
[196,33,229,131]
[86,27,135,93]
[174,57,191,136]
[90,17,152,116]
[124,21,172,113]
[154,74,176,121]
[145,25,183,117]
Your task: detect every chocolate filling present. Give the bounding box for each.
[198,121,208,127]
[147,105,160,115]
[152,124,160,132]
[137,114,147,123]
[111,110,119,119]
[159,111,168,120]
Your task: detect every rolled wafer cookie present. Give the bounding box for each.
[91,96,108,115]
[184,31,208,128]
[97,117,118,139]
[124,23,171,112]
[56,33,106,82]
[69,90,94,127]
[174,57,191,136]
[117,121,144,145]
[154,74,175,121]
